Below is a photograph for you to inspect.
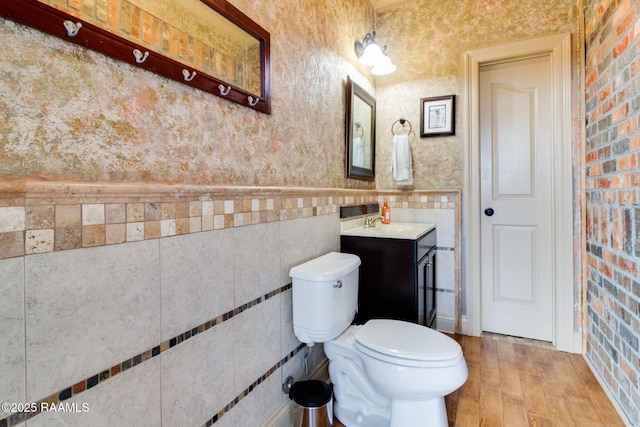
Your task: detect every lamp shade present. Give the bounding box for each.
[371,54,397,75]
[355,31,396,74]
[358,42,384,66]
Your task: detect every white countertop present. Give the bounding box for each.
[340,218,435,240]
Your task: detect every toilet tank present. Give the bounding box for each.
[289,252,361,345]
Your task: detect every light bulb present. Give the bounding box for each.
[358,43,384,66]
[371,54,396,75]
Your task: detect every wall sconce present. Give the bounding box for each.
[354,31,396,75]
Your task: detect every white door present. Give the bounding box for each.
[479,55,554,341]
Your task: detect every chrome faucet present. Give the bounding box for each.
[364,215,384,228]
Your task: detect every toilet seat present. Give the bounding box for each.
[354,319,463,368]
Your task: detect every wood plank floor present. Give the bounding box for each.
[333,334,625,426]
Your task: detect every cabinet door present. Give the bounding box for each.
[417,248,436,328]
[426,249,437,328]
[417,254,426,326]
[341,236,416,324]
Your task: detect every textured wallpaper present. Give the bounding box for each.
[373,0,578,189]
[0,0,375,188]
[0,0,578,190]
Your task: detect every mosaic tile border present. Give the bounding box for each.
[0,284,296,427]
[0,181,460,260]
[0,182,462,426]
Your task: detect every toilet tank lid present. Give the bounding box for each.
[289,252,361,282]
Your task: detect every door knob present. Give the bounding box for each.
[484,208,495,217]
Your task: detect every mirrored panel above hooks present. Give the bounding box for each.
[0,0,271,114]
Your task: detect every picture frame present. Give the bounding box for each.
[345,76,376,181]
[420,95,455,137]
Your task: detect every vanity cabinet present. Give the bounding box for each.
[341,228,437,328]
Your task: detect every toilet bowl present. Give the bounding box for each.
[327,320,467,427]
[290,252,467,427]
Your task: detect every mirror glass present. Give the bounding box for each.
[345,76,376,180]
[131,0,262,96]
[352,96,373,169]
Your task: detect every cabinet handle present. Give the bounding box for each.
[334,280,343,289]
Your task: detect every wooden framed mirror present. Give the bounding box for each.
[345,76,376,181]
[0,0,271,114]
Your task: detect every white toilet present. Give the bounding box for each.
[289,252,467,427]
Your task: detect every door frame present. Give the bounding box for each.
[463,33,579,353]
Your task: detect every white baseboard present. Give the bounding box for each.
[261,401,293,427]
[461,315,471,335]
[261,358,330,427]
[436,314,455,334]
[583,356,634,427]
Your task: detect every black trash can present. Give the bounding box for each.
[289,380,333,427]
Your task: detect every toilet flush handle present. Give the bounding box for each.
[334,280,343,289]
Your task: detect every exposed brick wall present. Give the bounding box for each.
[584,0,640,424]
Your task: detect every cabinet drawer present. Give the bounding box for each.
[417,229,437,261]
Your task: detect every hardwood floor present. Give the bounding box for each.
[333,334,625,426]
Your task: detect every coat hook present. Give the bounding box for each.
[182,69,196,82]
[248,96,259,106]
[63,20,82,37]
[133,49,149,64]
[218,84,231,96]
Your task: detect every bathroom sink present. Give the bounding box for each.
[340,221,435,240]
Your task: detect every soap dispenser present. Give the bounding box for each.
[381,199,391,224]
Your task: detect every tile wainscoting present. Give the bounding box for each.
[0,181,460,426]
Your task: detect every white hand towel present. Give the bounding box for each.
[352,137,364,167]
[392,134,413,184]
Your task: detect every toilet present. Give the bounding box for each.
[289,252,467,427]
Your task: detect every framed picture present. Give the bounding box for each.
[345,76,376,180]
[420,95,455,137]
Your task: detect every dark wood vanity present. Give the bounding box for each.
[341,228,437,329]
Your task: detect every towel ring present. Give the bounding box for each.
[391,118,412,136]
[354,122,365,139]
